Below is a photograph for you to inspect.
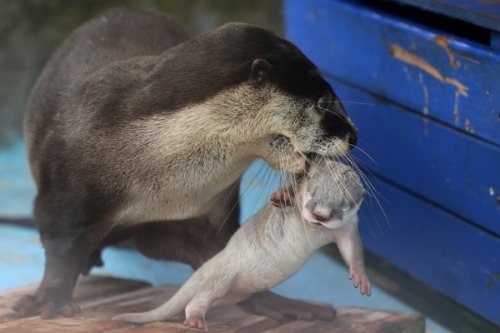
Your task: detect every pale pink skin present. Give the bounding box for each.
[184,316,207,331]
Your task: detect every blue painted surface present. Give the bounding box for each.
[286,0,500,234]
[357,171,500,324]
[0,140,35,218]
[386,0,500,32]
[285,0,500,324]
[341,81,500,323]
[285,0,500,146]
[334,82,500,236]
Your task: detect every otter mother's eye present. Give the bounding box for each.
[314,96,330,116]
[315,94,347,119]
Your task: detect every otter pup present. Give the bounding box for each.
[16,7,358,319]
[113,159,370,331]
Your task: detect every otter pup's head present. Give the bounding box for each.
[299,159,365,230]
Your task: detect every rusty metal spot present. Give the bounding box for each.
[389,44,469,97]
[434,36,458,68]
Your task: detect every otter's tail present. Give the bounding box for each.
[112,276,199,324]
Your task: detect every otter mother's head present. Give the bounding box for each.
[151,22,357,174]
[212,23,359,172]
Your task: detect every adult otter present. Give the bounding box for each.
[113,159,370,331]
[16,7,358,319]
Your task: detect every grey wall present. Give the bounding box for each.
[0,0,282,146]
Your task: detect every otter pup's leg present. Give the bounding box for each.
[270,190,294,208]
[183,279,238,332]
[334,220,372,296]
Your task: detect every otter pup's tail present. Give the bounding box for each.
[112,280,198,324]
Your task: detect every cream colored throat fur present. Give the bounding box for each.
[114,84,294,224]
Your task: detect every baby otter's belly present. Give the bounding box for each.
[231,257,307,294]
[229,238,311,294]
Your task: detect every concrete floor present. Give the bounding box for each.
[0,141,451,333]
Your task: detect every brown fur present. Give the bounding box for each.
[16,7,357,319]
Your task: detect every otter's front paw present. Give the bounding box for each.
[349,271,372,296]
[270,191,294,208]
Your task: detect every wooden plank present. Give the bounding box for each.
[261,308,424,333]
[0,276,425,332]
[0,275,150,323]
[285,0,500,145]
[332,82,499,235]
[355,171,500,324]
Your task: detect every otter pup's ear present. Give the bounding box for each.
[249,59,273,85]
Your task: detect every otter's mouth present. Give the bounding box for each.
[307,220,326,228]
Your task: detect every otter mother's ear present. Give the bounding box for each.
[249,59,273,85]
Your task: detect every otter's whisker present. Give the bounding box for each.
[215,177,244,237]
[340,101,374,106]
[351,145,378,165]
[343,153,391,232]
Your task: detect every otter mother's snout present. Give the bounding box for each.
[316,94,358,148]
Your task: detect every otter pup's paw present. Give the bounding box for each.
[12,294,81,319]
[184,316,208,331]
[238,290,336,322]
[270,191,294,208]
[349,271,372,296]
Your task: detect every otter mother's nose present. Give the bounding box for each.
[317,94,358,148]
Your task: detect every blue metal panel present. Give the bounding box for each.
[358,171,500,324]
[285,0,500,320]
[333,82,500,236]
[337,78,500,323]
[285,0,500,146]
[385,0,500,32]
